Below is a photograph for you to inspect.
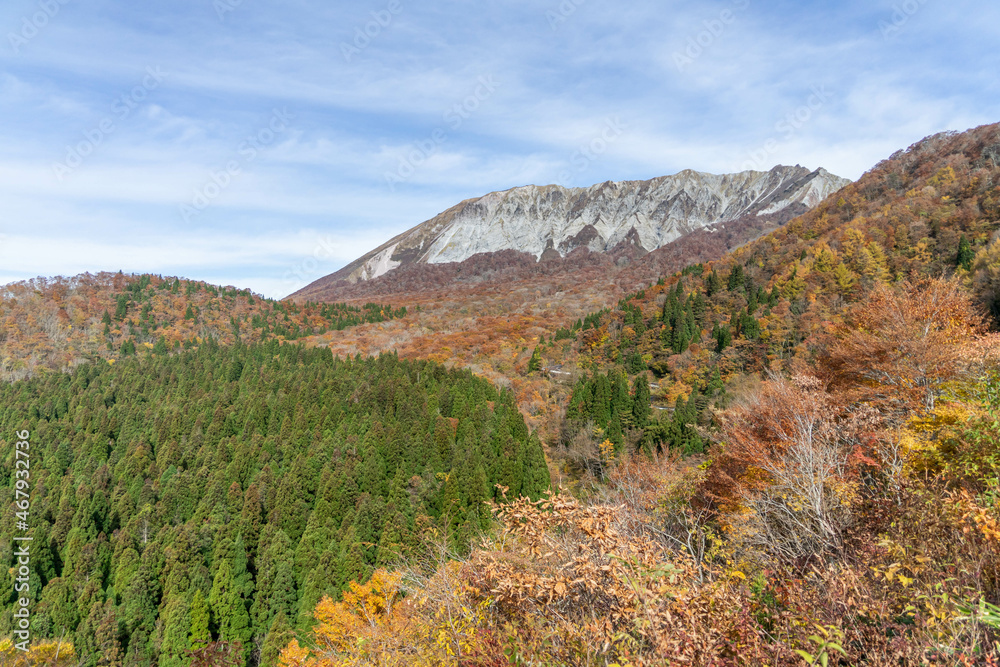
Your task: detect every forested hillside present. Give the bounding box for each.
[527,125,1000,466]
[3,124,1000,666]
[276,126,1000,665]
[0,343,549,666]
[0,273,405,382]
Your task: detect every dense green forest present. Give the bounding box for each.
[0,342,549,666]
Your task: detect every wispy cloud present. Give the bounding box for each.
[1,0,998,297]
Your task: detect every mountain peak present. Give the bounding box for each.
[300,165,850,292]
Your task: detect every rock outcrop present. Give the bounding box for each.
[315,165,850,286]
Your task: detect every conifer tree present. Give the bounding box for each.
[714,324,732,352]
[632,376,652,429]
[74,597,102,666]
[608,415,624,451]
[727,264,745,291]
[528,346,542,373]
[741,312,761,340]
[519,434,551,500]
[251,530,295,634]
[268,561,298,626]
[153,337,168,355]
[591,374,612,428]
[626,350,645,373]
[957,234,975,271]
[768,286,780,307]
[260,612,295,667]
[158,595,191,667]
[189,590,212,652]
[704,270,721,296]
[93,600,124,667]
[376,509,409,566]
[122,558,159,640]
[708,366,724,395]
[209,560,253,663]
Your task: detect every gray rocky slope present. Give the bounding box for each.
[329,165,850,285]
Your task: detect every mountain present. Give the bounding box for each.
[0,273,405,382]
[289,165,849,394]
[544,123,1000,450]
[307,165,849,289]
[279,127,1000,666]
[3,123,999,667]
[295,124,1000,445]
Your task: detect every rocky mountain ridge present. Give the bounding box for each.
[317,165,850,289]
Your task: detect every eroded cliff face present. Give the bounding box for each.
[329,165,850,285]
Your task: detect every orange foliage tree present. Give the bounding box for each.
[823,278,996,412]
[703,375,875,562]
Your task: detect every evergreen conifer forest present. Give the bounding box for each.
[0,343,549,665]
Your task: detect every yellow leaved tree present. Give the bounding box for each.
[0,639,76,667]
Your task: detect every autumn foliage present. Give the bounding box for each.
[823,278,996,411]
[0,272,404,382]
[286,354,1000,665]
[282,125,1000,665]
[6,125,1000,665]
[0,637,76,666]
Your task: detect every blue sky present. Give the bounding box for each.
[1,0,998,298]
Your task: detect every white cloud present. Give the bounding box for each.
[0,0,997,297]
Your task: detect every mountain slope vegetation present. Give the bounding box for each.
[0,273,405,383]
[3,125,1000,666]
[534,125,1000,459]
[0,343,549,666]
[279,125,1000,665]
